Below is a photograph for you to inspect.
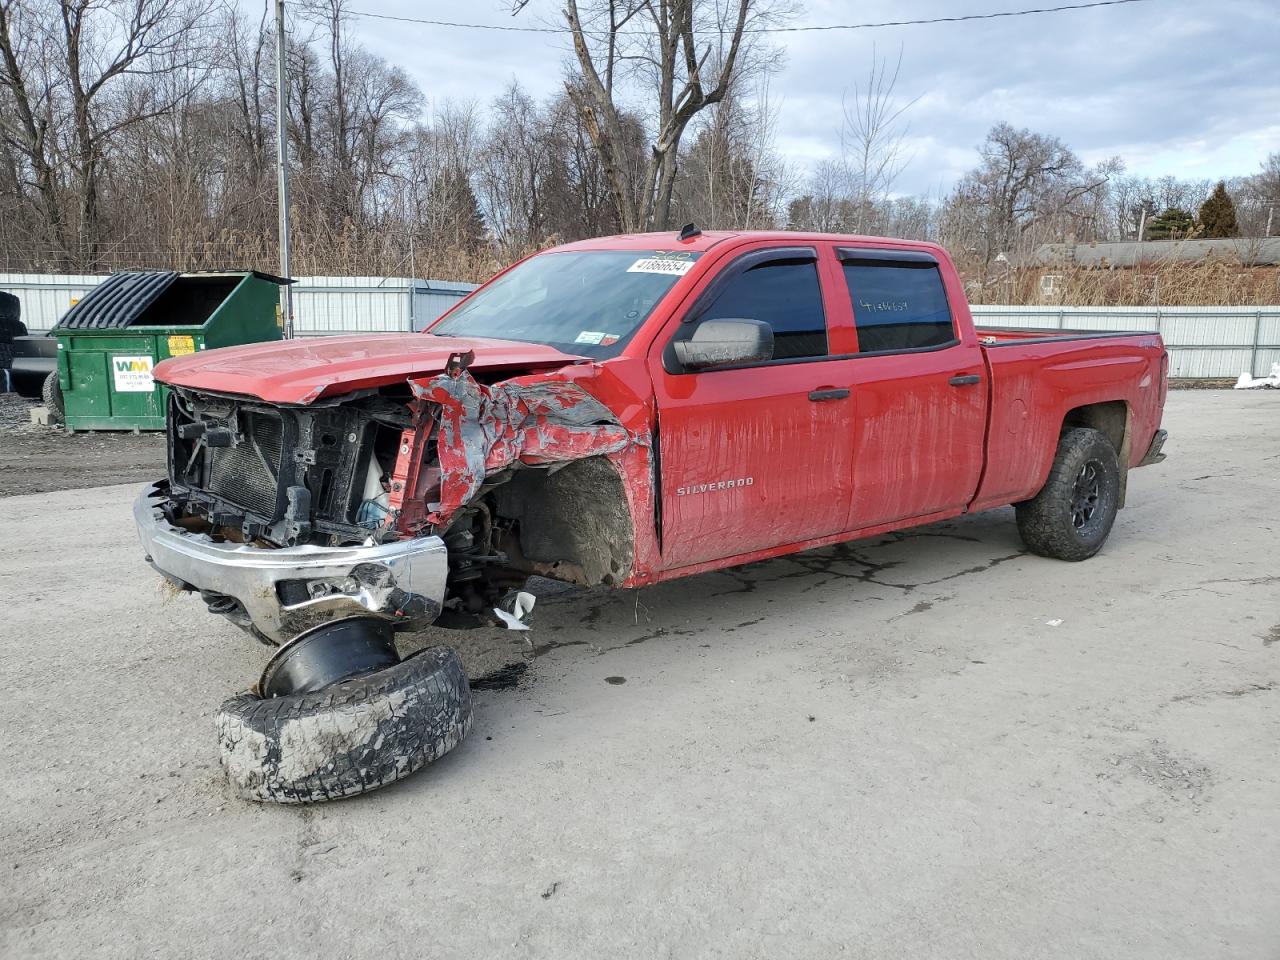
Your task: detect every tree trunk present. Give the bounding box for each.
[0,1,70,259]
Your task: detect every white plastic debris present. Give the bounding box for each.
[1046,618,1064,627]
[1234,363,1280,389]
[355,455,391,526]
[493,591,536,631]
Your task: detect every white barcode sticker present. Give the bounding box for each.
[574,330,605,344]
[627,256,695,276]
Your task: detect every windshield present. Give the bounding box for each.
[430,249,702,358]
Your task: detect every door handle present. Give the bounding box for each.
[808,388,850,402]
[949,375,981,386]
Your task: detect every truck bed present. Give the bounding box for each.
[969,326,1167,514]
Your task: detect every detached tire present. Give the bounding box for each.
[1016,427,1120,562]
[216,646,473,803]
[42,372,64,423]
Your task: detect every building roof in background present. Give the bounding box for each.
[1032,237,1280,268]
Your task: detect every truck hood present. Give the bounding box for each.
[153,333,585,405]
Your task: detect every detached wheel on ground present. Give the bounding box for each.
[42,372,64,423]
[1016,427,1120,561]
[216,634,473,803]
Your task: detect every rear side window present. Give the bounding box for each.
[700,258,827,360]
[842,260,955,353]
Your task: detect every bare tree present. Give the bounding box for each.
[839,45,917,232]
[943,122,1116,276]
[411,101,485,255]
[1237,153,1280,236]
[556,0,787,231]
[788,159,852,232]
[478,83,562,256]
[673,79,788,230]
[549,87,631,238]
[224,3,271,186]
[0,0,213,267]
[5,0,1274,290]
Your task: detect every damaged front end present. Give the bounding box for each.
[136,353,649,644]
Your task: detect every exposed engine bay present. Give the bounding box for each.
[160,356,643,629]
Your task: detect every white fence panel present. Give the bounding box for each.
[411,281,477,331]
[292,277,410,337]
[0,273,107,333]
[1167,348,1255,379]
[1158,313,1254,346]
[971,304,1280,377]
[969,306,1060,329]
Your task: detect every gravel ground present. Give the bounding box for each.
[0,393,165,497]
[1,390,1278,959]
[0,391,36,430]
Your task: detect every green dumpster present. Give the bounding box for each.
[51,271,289,432]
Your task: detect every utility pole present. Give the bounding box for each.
[408,234,416,332]
[275,0,294,338]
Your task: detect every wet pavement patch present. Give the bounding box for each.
[471,661,529,690]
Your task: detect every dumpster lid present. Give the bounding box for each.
[53,270,292,330]
[54,272,179,330]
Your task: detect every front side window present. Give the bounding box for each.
[431,249,701,358]
[698,258,827,361]
[842,260,955,353]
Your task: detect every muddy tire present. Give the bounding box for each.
[1016,427,1120,562]
[42,371,63,422]
[216,646,473,803]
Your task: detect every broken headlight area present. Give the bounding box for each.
[157,367,645,631]
[164,386,415,548]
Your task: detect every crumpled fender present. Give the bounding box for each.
[408,369,640,526]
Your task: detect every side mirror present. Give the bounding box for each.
[673,318,774,370]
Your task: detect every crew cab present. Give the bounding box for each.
[137,228,1170,641]
[133,230,1168,802]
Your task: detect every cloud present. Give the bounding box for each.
[342,0,1280,194]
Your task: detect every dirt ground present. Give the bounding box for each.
[0,394,165,497]
[1,390,1278,959]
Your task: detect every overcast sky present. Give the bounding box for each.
[337,0,1280,197]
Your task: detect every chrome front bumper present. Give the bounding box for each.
[133,483,448,643]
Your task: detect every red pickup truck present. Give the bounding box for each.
[135,229,1168,803]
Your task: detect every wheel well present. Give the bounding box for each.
[1062,400,1127,453]
[1062,399,1130,507]
[489,455,635,587]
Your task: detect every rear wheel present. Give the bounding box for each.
[1016,427,1120,561]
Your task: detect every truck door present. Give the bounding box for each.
[835,248,987,529]
[647,246,855,570]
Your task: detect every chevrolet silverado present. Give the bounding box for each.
[134,229,1169,802]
